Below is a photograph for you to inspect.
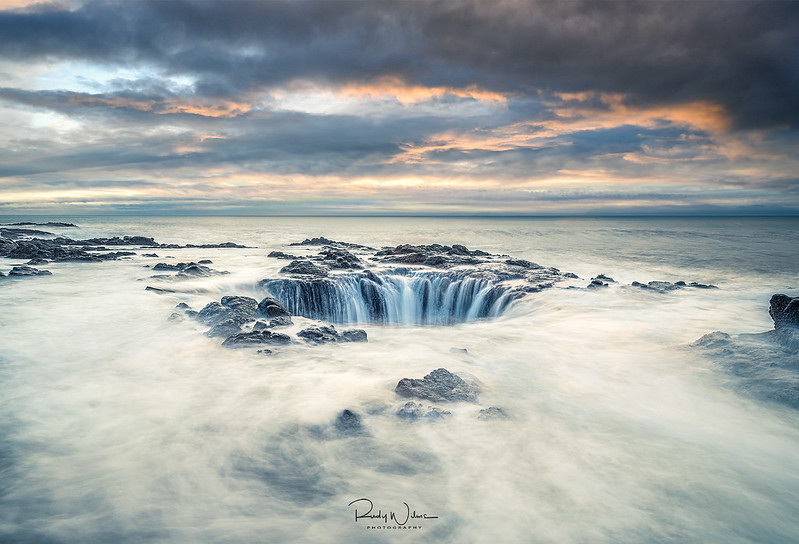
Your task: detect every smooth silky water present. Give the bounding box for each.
[1,216,798,543]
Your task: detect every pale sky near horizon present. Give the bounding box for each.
[0,0,798,215]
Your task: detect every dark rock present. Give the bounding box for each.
[396,402,451,421]
[587,279,608,288]
[196,302,239,326]
[153,261,227,278]
[142,253,159,257]
[185,310,198,318]
[253,321,270,331]
[592,274,616,283]
[297,325,339,344]
[257,349,273,355]
[207,319,243,338]
[268,251,300,260]
[0,227,54,239]
[691,331,732,349]
[222,330,292,348]
[318,248,362,269]
[175,302,191,310]
[268,315,294,328]
[145,285,176,293]
[8,265,51,276]
[478,407,509,420]
[340,329,368,342]
[0,270,4,277]
[632,280,719,293]
[770,294,799,330]
[333,409,364,435]
[280,259,329,277]
[2,222,77,227]
[198,259,213,264]
[395,368,480,402]
[257,296,291,318]
[505,258,542,269]
[221,296,258,321]
[168,312,183,321]
[564,272,579,279]
[26,258,49,265]
[290,236,337,246]
[449,244,470,256]
[184,242,248,248]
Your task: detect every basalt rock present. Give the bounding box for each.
[333,409,364,435]
[280,260,329,277]
[395,368,479,403]
[0,228,54,239]
[207,319,243,338]
[221,296,258,321]
[8,265,52,276]
[770,294,799,330]
[268,251,300,260]
[632,280,718,293]
[396,402,451,421]
[222,330,292,348]
[297,325,340,344]
[268,315,294,328]
[257,296,291,318]
[340,329,368,342]
[317,248,362,269]
[478,407,509,420]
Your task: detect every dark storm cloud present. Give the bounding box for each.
[1,0,797,129]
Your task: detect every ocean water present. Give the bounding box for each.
[1,216,798,543]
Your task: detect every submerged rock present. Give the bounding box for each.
[222,330,292,348]
[396,402,451,421]
[395,368,479,402]
[268,315,294,328]
[632,280,718,292]
[333,409,364,435]
[340,329,368,342]
[478,407,509,420]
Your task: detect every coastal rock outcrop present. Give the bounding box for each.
[770,294,799,330]
[221,330,292,348]
[395,368,479,402]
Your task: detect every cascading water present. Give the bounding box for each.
[260,269,517,325]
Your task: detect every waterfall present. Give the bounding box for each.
[260,270,516,325]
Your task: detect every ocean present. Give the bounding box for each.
[1,216,798,543]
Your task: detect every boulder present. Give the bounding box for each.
[333,409,364,435]
[268,251,299,260]
[770,294,799,330]
[196,302,234,326]
[478,407,509,420]
[396,402,450,420]
[340,329,368,342]
[221,330,292,348]
[257,296,291,318]
[221,295,258,321]
[207,319,243,338]
[395,368,480,402]
[297,325,340,344]
[280,259,329,277]
[268,315,294,328]
[252,321,270,331]
[8,265,51,276]
[318,248,362,269]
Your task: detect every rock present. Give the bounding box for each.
[196,302,235,326]
[257,349,273,355]
[153,261,227,277]
[268,315,293,327]
[2,221,77,227]
[375,243,488,268]
[207,319,243,338]
[26,258,49,265]
[333,409,364,435]
[175,302,191,310]
[8,265,51,276]
[505,258,542,269]
[340,329,368,342]
[0,227,54,239]
[184,242,248,248]
[222,330,292,348]
[198,259,213,264]
[691,331,732,348]
[478,407,509,420]
[396,402,451,420]
[290,236,337,246]
[587,279,608,288]
[297,325,339,344]
[168,312,183,321]
[770,294,799,330]
[318,248,362,269]
[185,310,198,318]
[0,270,4,277]
[252,321,270,331]
[564,272,579,279]
[142,253,159,257]
[592,274,616,283]
[395,368,480,402]
[268,251,299,260]
[220,296,258,321]
[280,259,329,277]
[257,296,291,318]
[145,286,176,293]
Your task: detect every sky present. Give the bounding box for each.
[0,0,798,216]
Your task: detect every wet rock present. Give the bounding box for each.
[396,402,451,421]
[505,258,542,269]
[184,242,248,248]
[152,261,227,278]
[280,259,329,277]
[592,274,616,283]
[375,243,488,268]
[395,368,480,402]
[587,279,609,288]
[478,407,509,420]
[257,296,291,318]
[222,330,292,348]
[185,310,198,318]
[564,272,579,279]
[25,258,49,265]
[207,319,243,338]
[142,253,159,257]
[0,270,4,277]
[2,221,77,227]
[290,237,373,250]
[252,321,269,331]
[8,265,51,276]
[334,409,364,435]
[198,259,213,264]
[168,312,183,321]
[221,296,258,321]
[318,248,362,269]
[175,302,191,310]
[268,251,300,260]
[0,227,54,239]
[632,280,718,292]
[297,325,340,344]
[257,349,273,355]
[145,285,176,294]
[340,329,368,342]
[770,294,799,330]
[691,331,732,349]
[196,302,237,326]
[269,315,294,328]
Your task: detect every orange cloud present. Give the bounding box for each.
[60,92,253,118]
[336,76,507,104]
